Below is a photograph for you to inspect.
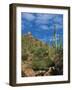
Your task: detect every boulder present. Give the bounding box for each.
[35,70,46,76]
[44,67,58,76]
[22,67,35,77]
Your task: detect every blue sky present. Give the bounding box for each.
[21,12,63,46]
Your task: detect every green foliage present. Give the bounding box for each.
[33,47,47,57]
[22,33,63,73]
[22,53,28,61]
[31,47,54,70]
[32,57,55,70]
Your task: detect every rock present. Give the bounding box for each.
[44,67,58,76]
[22,67,35,77]
[35,70,46,76]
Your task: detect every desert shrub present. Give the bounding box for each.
[22,53,28,61]
[32,59,47,70]
[30,46,37,53]
[45,57,55,67]
[56,48,63,55]
[31,47,55,70]
[32,56,55,70]
[33,47,47,57]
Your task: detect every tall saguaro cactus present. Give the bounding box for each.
[53,24,57,49]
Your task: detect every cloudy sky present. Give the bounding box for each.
[21,12,63,45]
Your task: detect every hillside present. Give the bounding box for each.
[21,32,63,77]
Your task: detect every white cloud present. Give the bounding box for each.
[35,14,63,26]
[39,25,49,30]
[53,15,63,23]
[55,24,63,29]
[35,14,54,24]
[36,14,54,20]
[48,24,63,30]
[22,13,63,31]
[22,13,35,21]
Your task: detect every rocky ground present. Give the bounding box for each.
[21,66,61,77]
[21,53,63,77]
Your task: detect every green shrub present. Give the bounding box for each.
[32,57,55,70]
[22,53,28,61]
[34,47,48,57]
[32,59,47,70]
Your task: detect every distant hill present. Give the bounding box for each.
[22,32,48,47]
